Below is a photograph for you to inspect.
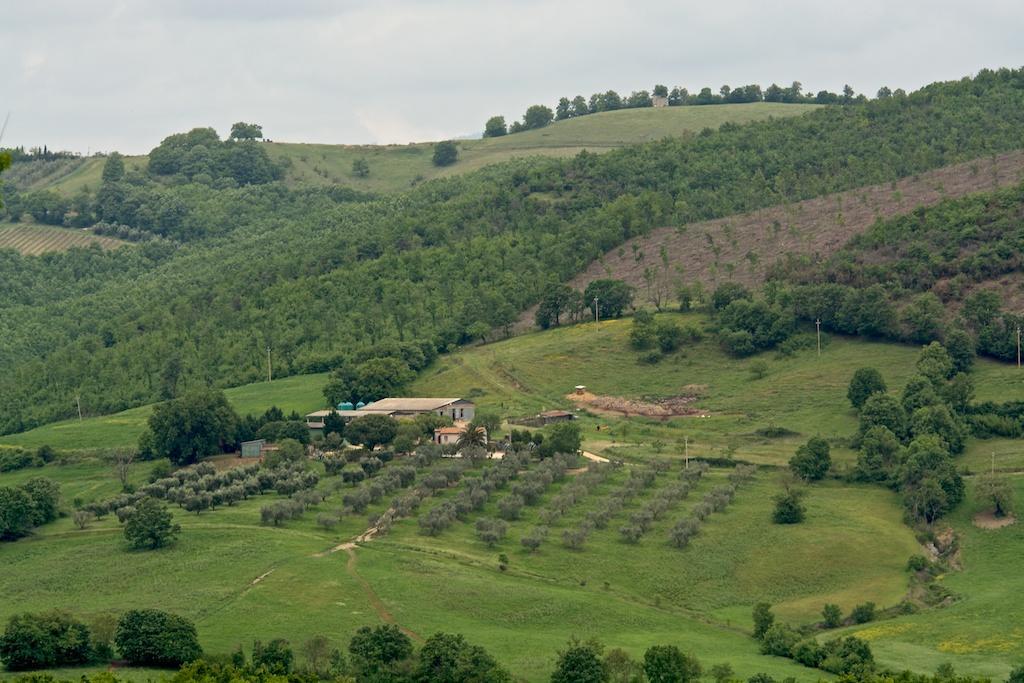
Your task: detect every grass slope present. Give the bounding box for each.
[0,222,126,255]
[3,316,1023,678]
[0,372,328,451]
[269,103,818,193]
[22,104,816,197]
[412,313,1024,467]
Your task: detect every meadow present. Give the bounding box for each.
[0,372,328,451]
[267,103,818,193]
[23,104,817,198]
[0,222,126,255]
[4,313,1024,678]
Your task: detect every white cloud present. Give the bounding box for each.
[0,0,1021,153]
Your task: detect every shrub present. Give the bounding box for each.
[772,489,805,524]
[114,609,202,667]
[822,603,843,628]
[849,602,876,624]
[752,603,774,640]
[252,638,294,675]
[759,623,799,657]
[789,436,831,481]
[847,368,887,410]
[0,611,92,670]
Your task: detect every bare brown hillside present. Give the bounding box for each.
[517,150,1024,330]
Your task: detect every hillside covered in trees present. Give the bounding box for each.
[4,68,1024,434]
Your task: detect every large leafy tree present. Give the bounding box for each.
[643,644,701,683]
[348,625,412,678]
[0,612,92,670]
[413,632,511,682]
[123,497,180,550]
[847,368,886,410]
[114,609,201,667]
[229,122,263,140]
[483,116,507,138]
[551,641,606,683]
[346,414,399,449]
[432,140,458,167]
[790,437,831,481]
[142,389,239,466]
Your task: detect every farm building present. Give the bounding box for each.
[306,398,475,425]
[433,426,464,445]
[652,95,668,108]
[539,409,575,424]
[240,439,277,458]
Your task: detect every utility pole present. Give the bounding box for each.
[266,346,272,382]
[815,319,822,357]
[75,395,83,421]
[684,436,689,470]
[593,297,600,325]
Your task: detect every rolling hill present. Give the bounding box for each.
[2,314,1023,679]
[11,103,818,197]
[267,103,820,193]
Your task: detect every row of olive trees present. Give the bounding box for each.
[668,464,756,549]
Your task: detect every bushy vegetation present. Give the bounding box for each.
[7,69,1024,434]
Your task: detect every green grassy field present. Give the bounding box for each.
[3,314,1024,679]
[0,222,126,255]
[0,372,329,452]
[24,104,817,198]
[268,103,819,193]
[411,313,1024,467]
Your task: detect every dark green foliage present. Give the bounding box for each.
[859,394,908,440]
[539,421,582,458]
[1008,665,1024,683]
[346,414,399,449]
[584,280,634,319]
[483,116,507,138]
[759,624,799,657]
[847,368,887,410]
[351,158,370,178]
[0,612,92,670]
[822,603,842,628]
[149,127,280,184]
[522,105,554,130]
[751,603,774,640]
[900,436,964,522]
[717,299,793,357]
[432,140,458,167]
[642,644,701,683]
[772,489,806,524]
[101,153,125,183]
[251,638,293,674]
[0,477,61,541]
[229,122,263,141]
[123,497,180,550]
[8,70,1024,434]
[850,602,876,624]
[711,283,752,311]
[944,328,976,373]
[114,609,201,667]
[348,624,412,678]
[322,410,346,438]
[413,632,511,682]
[324,356,416,406]
[818,636,874,675]
[789,437,831,481]
[143,389,239,466]
[551,640,607,683]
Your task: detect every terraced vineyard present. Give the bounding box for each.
[0,223,126,255]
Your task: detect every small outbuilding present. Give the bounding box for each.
[539,409,575,425]
[241,439,266,457]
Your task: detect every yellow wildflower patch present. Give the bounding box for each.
[854,623,913,641]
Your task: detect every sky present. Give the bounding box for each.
[1,0,1022,154]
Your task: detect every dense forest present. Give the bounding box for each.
[4,68,1024,434]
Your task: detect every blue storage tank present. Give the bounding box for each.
[337,402,354,411]
[355,401,366,409]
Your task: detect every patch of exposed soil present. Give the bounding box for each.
[568,390,707,418]
[972,511,1017,529]
[208,454,262,471]
[515,150,1024,330]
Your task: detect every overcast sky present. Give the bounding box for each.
[2,1,1022,154]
